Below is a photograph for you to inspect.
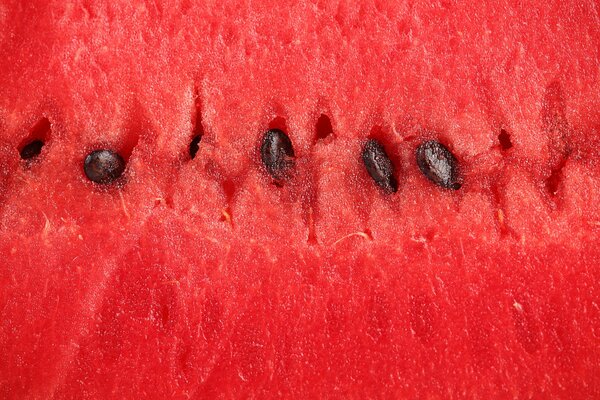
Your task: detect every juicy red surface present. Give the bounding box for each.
[1,0,600,398]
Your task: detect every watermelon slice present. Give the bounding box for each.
[1,0,600,398]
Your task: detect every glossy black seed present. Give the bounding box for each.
[260,129,295,181]
[416,140,461,190]
[84,149,126,184]
[189,135,201,159]
[20,140,44,160]
[361,139,398,193]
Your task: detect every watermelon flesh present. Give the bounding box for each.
[1,0,600,397]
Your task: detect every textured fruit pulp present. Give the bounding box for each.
[1,0,600,398]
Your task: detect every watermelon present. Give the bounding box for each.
[1,0,600,398]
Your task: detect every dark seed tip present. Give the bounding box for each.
[84,149,126,184]
[20,140,45,160]
[189,135,201,159]
[498,129,513,150]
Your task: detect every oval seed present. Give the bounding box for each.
[20,140,44,160]
[415,140,461,190]
[84,149,126,184]
[361,139,398,193]
[260,129,295,181]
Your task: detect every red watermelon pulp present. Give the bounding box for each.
[1,0,600,398]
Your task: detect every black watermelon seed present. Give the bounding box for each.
[189,135,201,159]
[361,139,398,194]
[260,129,295,181]
[416,140,461,190]
[84,149,126,184]
[20,140,44,160]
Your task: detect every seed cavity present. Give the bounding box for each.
[260,129,295,181]
[20,140,44,160]
[546,156,568,196]
[84,149,126,184]
[190,88,204,160]
[361,139,398,194]
[315,114,334,140]
[498,129,513,150]
[189,135,201,159]
[416,140,461,190]
[19,117,51,162]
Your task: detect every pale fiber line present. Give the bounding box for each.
[46,229,149,398]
